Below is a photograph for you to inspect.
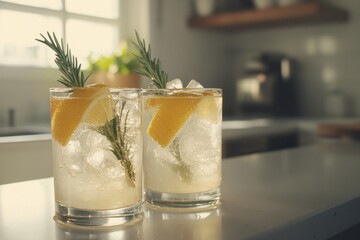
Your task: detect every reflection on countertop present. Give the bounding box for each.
[55,207,221,240]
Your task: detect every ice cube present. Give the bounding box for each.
[78,129,110,153]
[144,134,178,167]
[186,79,203,88]
[61,140,85,175]
[178,117,221,168]
[86,149,107,168]
[166,78,183,89]
[101,151,126,180]
[104,163,125,180]
[120,98,140,123]
[86,148,125,180]
[116,90,139,101]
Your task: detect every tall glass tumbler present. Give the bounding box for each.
[50,87,142,227]
[142,88,222,209]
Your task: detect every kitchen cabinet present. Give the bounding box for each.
[0,135,52,185]
[221,118,358,158]
[188,2,348,31]
[223,132,299,158]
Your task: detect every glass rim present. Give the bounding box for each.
[141,88,222,94]
[49,87,141,93]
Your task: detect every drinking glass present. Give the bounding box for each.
[142,88,222,209]
[50,87,142,227]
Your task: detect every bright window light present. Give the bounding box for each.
[66,19,118,67]
[1,0,62,10]
[0,10,62,66]
[66,0,118,19]
[0,0,120,67]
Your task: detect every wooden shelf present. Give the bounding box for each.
[188,2,348,31]
[318,123,360,140]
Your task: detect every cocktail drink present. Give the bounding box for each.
[142,88,222,208]
[50,86,142,227]
[132,31,222,209]
[36,32,142,227]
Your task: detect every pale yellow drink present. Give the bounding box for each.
[50,86,142,226]
[142,88,222,208]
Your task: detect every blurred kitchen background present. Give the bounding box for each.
[0,0,359,183]
[1,0,359,125]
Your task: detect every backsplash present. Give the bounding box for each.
[228,0,360,117]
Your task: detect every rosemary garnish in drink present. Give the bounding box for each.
[37,32,136,186]
[169,138,192,183]
[36,32,91,87]
[91,102,136,187]
[133,31,192,182]
[133,31,168,89]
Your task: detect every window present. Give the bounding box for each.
[0,0,120,67]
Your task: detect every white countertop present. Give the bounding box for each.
[0,124,51,143]
[1,141,360,240]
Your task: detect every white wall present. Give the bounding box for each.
[229,0,360,117]
[147,0,233,113]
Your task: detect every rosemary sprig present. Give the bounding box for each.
[91,102,136,187]
[132,31,168,89]
[169,138,192,183]
[36,32,91,87]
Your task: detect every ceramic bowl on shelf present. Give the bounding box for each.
[253,0,277,10]
[195,0,216,16]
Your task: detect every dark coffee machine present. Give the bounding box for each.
[236,53,298,117]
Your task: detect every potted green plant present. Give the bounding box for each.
[87,41,140,87]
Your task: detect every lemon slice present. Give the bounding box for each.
[195,95,221,124]
[146,93,202,148]
[85,95,114,125]
[51,83,113,146]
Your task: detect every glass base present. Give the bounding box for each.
[145,188,221,210]
[54,202,143,229]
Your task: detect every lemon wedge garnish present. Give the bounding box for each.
[194,96,221,124]
[51,83,113,146]
[146,93,202,148]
